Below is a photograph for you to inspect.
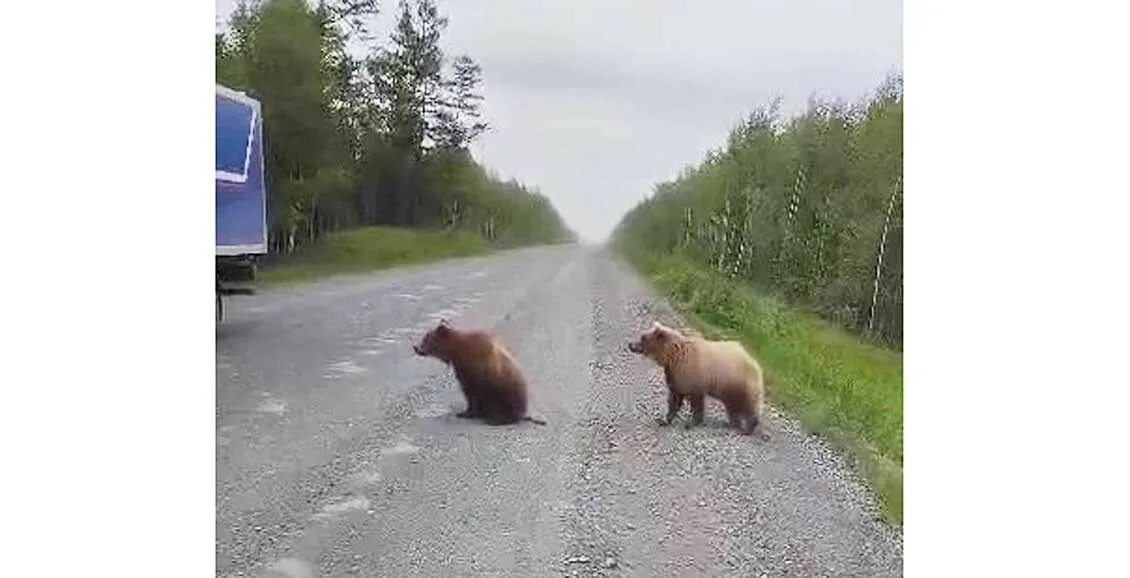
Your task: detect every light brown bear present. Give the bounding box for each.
[413,319,546,426]
[628,321,767,437]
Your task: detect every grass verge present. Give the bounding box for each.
[257,226,491,286]
[622,248,903,524]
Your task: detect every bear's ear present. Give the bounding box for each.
[436,321,451,335]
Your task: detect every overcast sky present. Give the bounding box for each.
[217,0,902,242]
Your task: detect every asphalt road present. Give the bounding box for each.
[216,244,903,577]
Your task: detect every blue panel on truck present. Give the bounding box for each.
[216,86,267,255]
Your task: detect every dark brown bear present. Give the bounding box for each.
[413,320,546,426]
[628,321,767,437]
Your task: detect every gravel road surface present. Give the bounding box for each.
[216,244,902,577]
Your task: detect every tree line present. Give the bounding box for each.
[613,75,903,346]
[216,0,575,253]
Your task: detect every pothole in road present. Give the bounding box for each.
[381,438,421,458]
[264,558,314,578]
[255,398,287,415]
[323,360,366,378]
[426,308,462,323]
[350,469,382,488]
[377,332,403,344]
[312,496,371,521]
[414,404,450,419]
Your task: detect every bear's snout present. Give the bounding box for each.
[413,344,426,356]
[627,341,642,353]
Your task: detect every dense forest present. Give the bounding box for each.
[215,0,575,254]
[613,76,903,345]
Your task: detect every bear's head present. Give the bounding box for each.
[627,321,684,363]
[413,319,457,363]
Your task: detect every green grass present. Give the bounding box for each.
[258,226,491,286]
[622,248,904,524]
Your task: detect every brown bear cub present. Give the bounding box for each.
[413,320,546,426]
[628,321,767,437]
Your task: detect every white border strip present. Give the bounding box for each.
[256,101,268,252]
[215,98,257,183]
[216,244,266,256]
[215,84,261,108]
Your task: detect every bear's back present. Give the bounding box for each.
[677,339,759,389]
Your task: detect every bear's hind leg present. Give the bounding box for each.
[738,411,759,435]
[482,394,524,426]
[456,392,483,418]
[737,404,769,439]
[725,406,744,430]
[744,389,769,439]
[719,393,757,436]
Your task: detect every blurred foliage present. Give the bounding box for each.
[613,76,903,346]
[216,0,574,255]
